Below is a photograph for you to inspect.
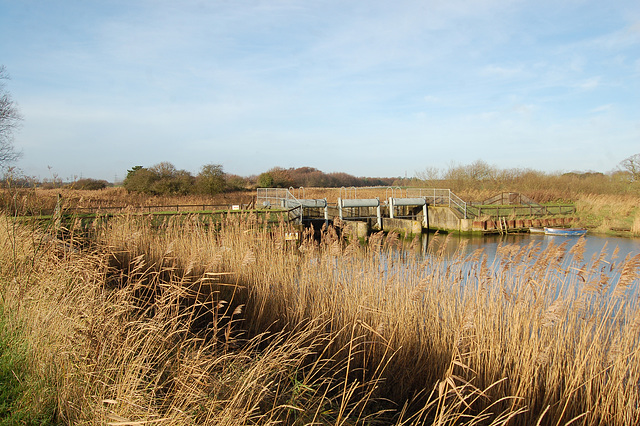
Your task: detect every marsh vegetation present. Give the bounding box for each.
[1,210,639,424]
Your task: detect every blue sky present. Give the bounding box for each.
[1,0,639,182]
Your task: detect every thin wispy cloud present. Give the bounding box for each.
[577,77,601,91]
[590,104,614,113]
[482,65,525,78]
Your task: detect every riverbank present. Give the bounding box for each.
[571,193,640,237]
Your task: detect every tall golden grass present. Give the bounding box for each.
[1,213,640,424]
[0,187,256,216]
[574,193,640,233]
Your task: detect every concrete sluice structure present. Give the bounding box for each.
[336,195,470,237]
[256,187,471,237]
[256,187,575,238]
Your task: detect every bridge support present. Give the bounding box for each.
[389,197,429,228]
[338,197,382,229]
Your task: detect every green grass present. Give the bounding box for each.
[0,303,58,425]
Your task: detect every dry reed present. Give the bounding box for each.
[1,213,639,425]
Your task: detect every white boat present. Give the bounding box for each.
[543,227,587,236]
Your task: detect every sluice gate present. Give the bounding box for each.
[337,197,382,229]
[388,197,428,228]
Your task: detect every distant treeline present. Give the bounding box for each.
[414,159,639,202]
[255,166,396,189]
[3,155,639,201]
[114,159,638,200]
[1,163,396,194]
[119,163,397,196]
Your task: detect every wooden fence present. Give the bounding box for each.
[467,204,575,219]
[65,203,252,215]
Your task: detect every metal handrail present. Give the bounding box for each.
[448,190,468,219]
[385,186,405,199]
[256,187,306,223]
[257,187,298,206]
[339,186,357,199]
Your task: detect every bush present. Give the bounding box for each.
[225,174,248,192]
[123,163,195,195]
[195,164,225,195]
[257,167,295,188]
[123,166,156,194]
[70,178,109,190]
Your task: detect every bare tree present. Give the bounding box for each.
[416,166,442,183]
[619,154,640,182]
[0,65,23,170]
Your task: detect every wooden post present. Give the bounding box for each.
[427,204,430,231]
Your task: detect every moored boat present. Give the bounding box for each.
[529,227,545,234]
[543,227,587,236]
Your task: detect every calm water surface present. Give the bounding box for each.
[422,232,640,263]
[414,232,640,300]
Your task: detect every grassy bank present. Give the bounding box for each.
[572,194,640,236]
[1,213,640,424]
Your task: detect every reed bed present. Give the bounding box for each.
[1,213,640,425]
[0,187,255,216]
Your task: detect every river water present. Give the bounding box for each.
[422,232,640,263]
[407,232,640,305]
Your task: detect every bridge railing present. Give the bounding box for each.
[257,188,331,224]
[472,204,575,219]
[256,188,303,223]
[405,188,470,218]
[257,187,574,222]
[256,188,299,208]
